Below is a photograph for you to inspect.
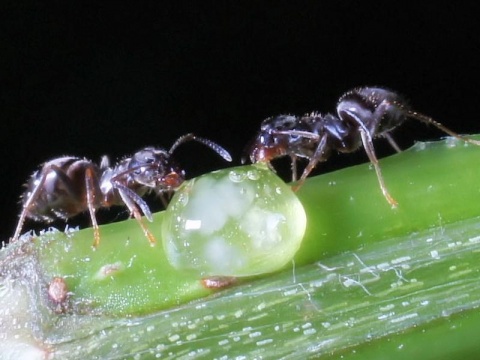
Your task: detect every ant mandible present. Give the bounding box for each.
[245,86,480,207]
[11,133,232,247]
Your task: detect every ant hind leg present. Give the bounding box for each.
[359,130,398,208]
[11,173,49,242]
[384,133,402,153]
[11,164,79,243]
[84,167,101,248]
[408,111,480,146]
[290,154,298,182]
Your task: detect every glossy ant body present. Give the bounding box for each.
[12,133,232,247]
[246,86,480,207]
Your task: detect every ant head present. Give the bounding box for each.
[129,147,185,190]
[245,115,297,163]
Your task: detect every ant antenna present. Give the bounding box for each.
[169,133,232,162]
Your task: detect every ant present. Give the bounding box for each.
[245,86,480,207]
[11,133,232,247]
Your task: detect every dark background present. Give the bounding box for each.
[1,2,479,242]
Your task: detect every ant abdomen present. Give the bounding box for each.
[20,157,102,223]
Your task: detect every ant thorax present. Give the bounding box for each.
[98,166,123,206]
[306,113,360,154]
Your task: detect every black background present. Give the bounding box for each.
[1,2,479,242]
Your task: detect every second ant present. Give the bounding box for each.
[245,86,480,207]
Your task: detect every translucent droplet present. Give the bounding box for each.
[247,170,260,180]
[228,170,247,183]
[445,136,459,148]
[414,141,427,151]
[162,165,307,277]
[177,192,189,206]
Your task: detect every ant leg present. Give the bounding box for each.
[157,192,170,208]
[11,172,50,242]
[260,160,278,174]
[359,129,398,207]
[157,188,178,209]
[407,111,480,146]
[290,154,298,182]
[292,133,328,191]
[338,106,398,207]
[84,167,100,248]
[115,185,153,221]
[116,187,156,245]
[273,129,323,188]
[384,133,402,153]
[11,164,78,242]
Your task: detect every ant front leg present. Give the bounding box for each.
[274,129,326,190]
[292,133,328,192]
[115,185,157,245]
[155,188,175,209]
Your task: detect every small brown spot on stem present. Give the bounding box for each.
[201,276,237,289]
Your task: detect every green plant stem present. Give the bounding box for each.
[2,136,480,359]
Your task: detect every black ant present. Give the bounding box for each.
[11,133,232,247]
[245,86,480,207]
